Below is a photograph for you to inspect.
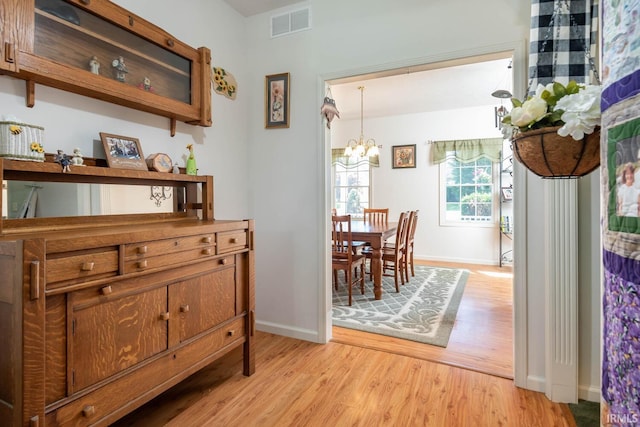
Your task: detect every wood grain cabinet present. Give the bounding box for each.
[0,0,212,134]
[0,159,255,426]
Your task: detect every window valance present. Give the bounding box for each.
[331,148,379,167]
[431,138,503,164]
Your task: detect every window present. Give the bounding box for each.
[440,156,494,224]
[333,158,370,217]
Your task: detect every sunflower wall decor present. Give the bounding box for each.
[212,67,237,100]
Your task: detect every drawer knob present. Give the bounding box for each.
[80,0,91,5]
[230,237,238,244]
[180,304,190,313]
[137,260,148,269]
[100,286,112,296]
[160,312,170,321]
[219,258,228,265]
[227,330,235,337]
[82,405,95,417]
[202,236,212,243]
[138,246,148,254]
[167,39,175,48]
[81,262,95,271]
[202,248,212,255]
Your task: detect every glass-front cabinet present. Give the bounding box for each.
[0,0,212,134]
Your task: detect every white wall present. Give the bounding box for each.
[331,105,506,264]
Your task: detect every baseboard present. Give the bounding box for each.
[579,384,601,402]
[256,320,320,343]
[414,255,500,266]
[523,374,601,403]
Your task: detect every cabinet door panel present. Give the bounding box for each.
[171,268,235,343]
[71,287,168,392]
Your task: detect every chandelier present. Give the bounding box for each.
[344,86,379,157]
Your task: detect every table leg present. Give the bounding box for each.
[371,238,383,300]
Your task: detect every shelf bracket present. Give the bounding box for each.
[26,80,35,108]
[170,118,176,137]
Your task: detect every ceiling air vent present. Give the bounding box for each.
[271,7,311,38]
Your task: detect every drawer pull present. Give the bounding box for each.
[100,286,113,296]
[167,39,175,48]
[137,260,148,269]
[160,312,170,321]
[30,261,40,300]
[219,258,228,265]
[227,330,235,337]
[80,0,90,5]
[202,248,212,255]
[81,262,95,271]
[202,236,212,243]
[138,245,148,254]
[82,405,95,417]
[230,237,238,244]
[180,304,190,313]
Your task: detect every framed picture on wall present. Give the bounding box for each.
[392,144,416,169]
[100,132,148,171]
[265,72,290,129]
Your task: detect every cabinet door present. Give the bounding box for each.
[170,266,236,344]
[70,286,168,392]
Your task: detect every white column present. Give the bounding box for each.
[544,179,579,402]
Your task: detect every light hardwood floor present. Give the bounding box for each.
[333,259,514,378]
[112,260,577,426]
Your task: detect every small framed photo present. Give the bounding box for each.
[100,132,148,171]
[265,72,290,129]
[392,144,416,169]
[501,187,513,201]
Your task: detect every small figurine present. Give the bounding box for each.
[111,56,128,82]
[54,149,72,173]
[172,163,180,174]
[138,76,153,92]
[89,56,100,75]
[186,144,197,175]
[71,148,85,166]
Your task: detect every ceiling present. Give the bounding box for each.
[329,56,514,121]
[223,0,303,17]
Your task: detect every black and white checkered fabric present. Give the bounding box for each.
[528,0,599,95]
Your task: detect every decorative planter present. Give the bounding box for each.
[511,125,601,178]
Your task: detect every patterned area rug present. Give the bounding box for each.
[332,265,469,347]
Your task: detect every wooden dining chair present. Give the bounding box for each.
[404,210,419,279]
[363,208,389,225]
[331,214,366,306]
[363,211,409,292]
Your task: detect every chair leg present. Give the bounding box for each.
[347,267,352,306]
[359,265,365,295]
[410,251,415,276]
[404,252,410,284]
[333,269,338,290]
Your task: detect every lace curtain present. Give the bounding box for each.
[331,149,380,167]
[431,138,503,164]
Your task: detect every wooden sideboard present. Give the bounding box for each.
[0,159,255,426]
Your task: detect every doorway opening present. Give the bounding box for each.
[325,51,516,378]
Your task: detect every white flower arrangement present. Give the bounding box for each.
[501,81,601,140]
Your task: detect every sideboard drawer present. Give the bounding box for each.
[47,249,119,284]
[217,230,247,254]
[123,247,222,274]
[125,234,215,258]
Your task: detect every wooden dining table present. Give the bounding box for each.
[350,220,398,300]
